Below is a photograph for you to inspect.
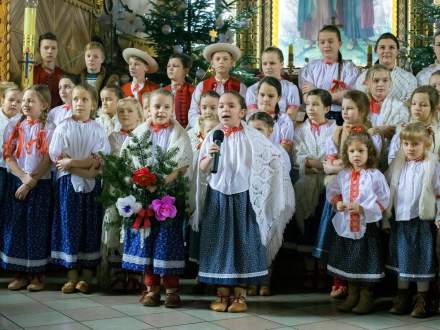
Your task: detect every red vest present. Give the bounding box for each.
[164,83,195,128]
[33,64,64,107]
[201,76,241,94]
[121,81,160,105]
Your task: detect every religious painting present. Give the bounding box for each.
[276,0,396,67]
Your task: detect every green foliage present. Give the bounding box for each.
[100,129,190,229]
[408,0,439,75]
[118,0,257,85]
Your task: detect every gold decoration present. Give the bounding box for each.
[0,0,10,81]
[21,0,38,89]
[271,0,278,47]
[209,29,217,42]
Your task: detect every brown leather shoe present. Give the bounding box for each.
[27,275,45,292]
[164,290,182,308]
[389,289,412,315]
[139,290,161,306]
[259,285,271,296]
[61,281,77,294]
[228,287,247,313]
[75,281,90,294]
[8,277,29,291]
[210,287,230,312]
[247,285,258,296]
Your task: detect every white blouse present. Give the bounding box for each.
[0,111,21,168]
[188,80,247,128]
[327,168,390,239]
[3,118,54,179]
[49,118,110,193]
[96,112,121,137]
[356,66,417,102]
[369,96,410,128]
[108,131,129,156]
[299,59,360,112]
[391,160,440,221]
[271,113,295,145]
[200,128,252,195]
[245,79,300,113]
[294,119,336,175]
[416,63,440,86]
[46,104,72,130]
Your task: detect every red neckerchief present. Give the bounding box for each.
[370,98,383,114]
[120,128,134,135]
[223,125,242,137]
[26,118,40,126]
[150,122,170,133]
[310,120,327,135]
[330,80,347,93]
[63,104,71,111]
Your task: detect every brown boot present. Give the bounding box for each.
[139,285,161,306]
[8,275,29,291]
[210,287,230,312]
[259,285,271,296]
[27,274,45,292]
[411,292,429,318]
[164,288,181,308]
[352,286,375,314]
[337,282,360,312]
[389,289,412,315]
[228,287,247,313]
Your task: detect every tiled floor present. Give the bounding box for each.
[1,279,440,330]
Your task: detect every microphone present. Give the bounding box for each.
[211,129,224,173]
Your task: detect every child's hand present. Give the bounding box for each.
[15,184,31,200]
[336,201,345,212]
[56,158,72,171]
[21,173,37,188]
[435,220,440,230]
[347,202,363,215]
[301,83,315,94]
[208,143,220,155]
[164,165,190,184]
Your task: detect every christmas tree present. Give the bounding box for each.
[118,0,257,85]
[408,0,440,74]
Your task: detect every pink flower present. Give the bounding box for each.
[150,195,177,221]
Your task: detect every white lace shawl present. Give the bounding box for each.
[190,122,295,262]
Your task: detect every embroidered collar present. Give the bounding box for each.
[223,125,242,137]
[150,122,171,132]
[310,120,327,135]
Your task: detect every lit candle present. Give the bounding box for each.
[288,43,294,68]
[21,0,38,88]
[367,44,372,68]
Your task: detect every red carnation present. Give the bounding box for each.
[132,167,157,187]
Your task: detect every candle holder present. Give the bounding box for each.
[21,0,39,88]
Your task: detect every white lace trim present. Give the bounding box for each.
[51,251,101,262]
[198,270,268,279]
[0,252,49,267]
[327,264,385,279]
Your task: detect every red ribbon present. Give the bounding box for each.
[132,208,154,230]
[349,170,361,233]
[310,121,327,135]
[370,98,382,114]
[330,80,347,93]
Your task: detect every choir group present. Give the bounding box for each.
[1,24,440,318]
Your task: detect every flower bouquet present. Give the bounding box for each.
[100,130,189,238]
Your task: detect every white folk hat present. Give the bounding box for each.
[202,43,241,62]
[122,48,159,74]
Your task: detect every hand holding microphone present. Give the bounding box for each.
[210,130,224,173]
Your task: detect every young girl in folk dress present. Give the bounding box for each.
[388,86,440,164]
[96,86,123,136]
[121,89,192,308]
[327,130,390,314]
[255,76,295,156]
[300,25,360,125]
[385,123,440,318]
[1,85,52,291]
[99,97,143,291]
[364,64,410,140]
[46,75,76,130]
[293,89,336,288]
[192,91,294,312]
[314,90,383,298]
[246,46,300,120]
[49,84,111,293]
[0,86,22,205]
